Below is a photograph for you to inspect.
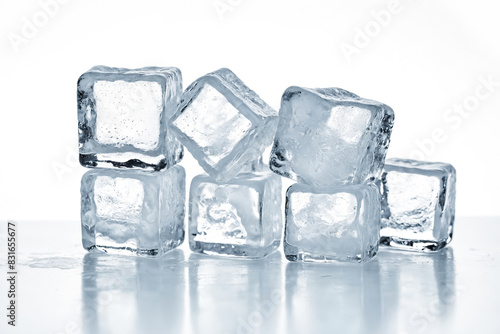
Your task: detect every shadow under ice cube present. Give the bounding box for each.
[270,87,394,187]
[169,68,278,182]
[78,66,183,171]
[380,158,456,252]
[284,183,381,263]
[81,166,186,256]
[189,171,282,258]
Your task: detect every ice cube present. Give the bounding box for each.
[284,183,380,263]
[380,158,456,251]
[169,68,278,182]
[81,165,186,256]
[78,66,183,171]
[270,87,394,187]
[189,171,282,257]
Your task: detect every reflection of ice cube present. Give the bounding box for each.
[189,171,282,257]
[81,166,186,256]
[284,183,380,263]
[78,66,183,171]
[380,158,456,251]
[270,87,394,187]
[170,68,278,182]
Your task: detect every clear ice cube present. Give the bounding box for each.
[81,165,186,256]
[270,87,394,187]
[284,183,380,263]
[78,66,183,171]
[170,68,278,182]
[189,171,282,257]
[380,158,456,251]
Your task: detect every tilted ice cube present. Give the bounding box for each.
[81,165,186,256]
[189,171,282,257]
[169,68,278,182]
[78,66,183,171]
[380,158,456,251]
[270,87,394,187]
[284,183,380,263]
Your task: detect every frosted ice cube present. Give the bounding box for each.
[78,66,183,171]
[189,171,282,257]
[270,87,394,187]
[81,165,186,256]
[284,183,380,263]
[170,68,278,182]
[380,158,456,251]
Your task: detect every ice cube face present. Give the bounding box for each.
[170,68,278,182]
[78,66,183,171]
[284,183,380,263]
[81,165,186,256]
[270,87,394,187]
[189,171,282,258]
[380,159,456,252]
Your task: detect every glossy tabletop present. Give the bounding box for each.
[1,217,499,334]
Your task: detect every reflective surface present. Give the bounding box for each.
[1,217,499,334]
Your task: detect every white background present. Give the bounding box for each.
[0,0,499,221]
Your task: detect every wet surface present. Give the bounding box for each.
[1,217,499,334]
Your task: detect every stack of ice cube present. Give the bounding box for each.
[169,68,282,258]
[268,87,395,263]
[268,86,456,263]
[76,65,457,262]
[78,66,186,257]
